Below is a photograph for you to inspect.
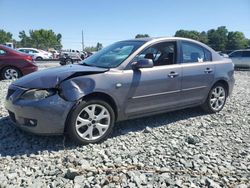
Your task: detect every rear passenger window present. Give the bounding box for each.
[181,42,211,63]
[242,51,250,57]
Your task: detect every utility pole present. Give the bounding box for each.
[82,30,84,51]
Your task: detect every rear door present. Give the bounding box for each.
[180,41,215,105]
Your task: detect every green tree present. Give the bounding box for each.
[85,42,103,52]
[135,34,150,38]
[19,29,62,50]
[96,42,103,51]
[227,31,248,50]
[207,26,228,51]
[174,30,208,44]
[19,30,32,47]
[0,29,13,44]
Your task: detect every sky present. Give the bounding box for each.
[0,0,250,50]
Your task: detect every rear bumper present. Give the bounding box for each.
[21,64,38,75]
[5,85,75,135]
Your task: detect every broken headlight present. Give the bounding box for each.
[20,89,56,100]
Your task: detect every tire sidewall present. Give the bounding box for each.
[67,99,115,144]
[1,67,21,80]
[207,83,227,113]
[65,58,72,65]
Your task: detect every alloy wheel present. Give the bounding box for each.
[75,104,111,141]
[210,86,226,111]
[4,68,19,80]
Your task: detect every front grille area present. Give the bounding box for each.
[8,110,16,123]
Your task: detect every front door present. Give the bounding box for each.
[123,41,182,117]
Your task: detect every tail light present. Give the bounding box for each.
[25,55,35,63]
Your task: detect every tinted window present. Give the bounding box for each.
[0,49,6,55]
[134,42,176,66]
[229,51,242,58]
[182,42,209,63]
[242,51,250,57]
[30,50,38,53]
[19,49,27,53]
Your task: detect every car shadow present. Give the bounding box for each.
[0,107,206,157]
[113,107,206,137]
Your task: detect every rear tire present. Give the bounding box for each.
[65,58,73,65]
[1,67,22,80]
[36,57,43,61]
[201,83,227,113]
[67,99,115,144]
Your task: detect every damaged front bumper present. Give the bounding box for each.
[5,84,75,135]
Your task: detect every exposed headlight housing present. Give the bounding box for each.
[20,89,56,100]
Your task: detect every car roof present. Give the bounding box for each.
[121,37,214,49]
[121,37,203,43]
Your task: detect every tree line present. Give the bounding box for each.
[136,26,250,51]
[0,29,62,50]
[1,26,249,51]
[0,29,103,52]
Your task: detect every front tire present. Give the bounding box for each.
[202,83,227,113]
[1,67,22,80]
[67,99,115,144]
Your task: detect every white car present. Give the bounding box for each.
[18,48,52,60]
[229,49,250,69]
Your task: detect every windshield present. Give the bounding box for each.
[81,41,145,68]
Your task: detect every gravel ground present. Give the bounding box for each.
[0,71,249,188]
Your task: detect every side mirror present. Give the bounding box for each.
[131,59,154,70]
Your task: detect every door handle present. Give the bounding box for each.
[204,68,213,74]
[168,72,179,78]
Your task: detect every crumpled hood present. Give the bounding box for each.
[13,64,108,88]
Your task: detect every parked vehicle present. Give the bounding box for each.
[18,48,52,60]
[229,49,250,69]
[4,42,14,48]
[5,37,234,144]
[59,50,82,65]
[0,45,38,80]
[39,49,53,59]
[49,49,60,59]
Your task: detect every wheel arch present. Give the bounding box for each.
[0,66,23,79]
[211,79,229,96]
[64,91,118,133]
[81,92,118,119]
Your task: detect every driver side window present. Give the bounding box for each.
[133,42,177,66]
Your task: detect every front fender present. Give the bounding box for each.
[59,77,120,106]
[59,77,96,101]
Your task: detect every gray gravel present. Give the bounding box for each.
[0,71,249,187]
